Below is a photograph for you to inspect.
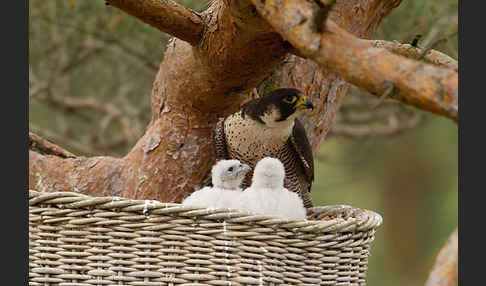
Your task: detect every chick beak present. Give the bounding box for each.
[296,96,314,110]
[238,164,250,175]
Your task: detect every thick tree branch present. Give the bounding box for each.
[251,0,458,122]
[105,0,205,45]
[30,150,125,195]
[271,0,403,153]
[425,228,458,286]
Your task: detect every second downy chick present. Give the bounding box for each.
[236,157,306,220]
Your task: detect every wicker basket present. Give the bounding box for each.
[29,190,382,286]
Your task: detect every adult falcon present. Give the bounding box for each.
[212,88,315,209]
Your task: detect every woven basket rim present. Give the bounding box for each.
[29,189,383,233]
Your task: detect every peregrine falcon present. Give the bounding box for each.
[212,88,315,209]
[182,160,250,209]
[236,157,306,220]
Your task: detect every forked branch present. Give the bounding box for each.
[251,0,458,122]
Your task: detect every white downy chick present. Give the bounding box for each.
[236,157,306,220]
[182,159,250,210]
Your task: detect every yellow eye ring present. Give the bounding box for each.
[283,96,297,104]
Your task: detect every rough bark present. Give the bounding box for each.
[30,0,289,202]
[425,228,458,286]
[104,0,205,45]
[251,0,458,122]
[30,0,406,203]
[272,0,402,152]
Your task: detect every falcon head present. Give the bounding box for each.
[251,157,286,189]
[212,159,250,190]
[241,88,314,126]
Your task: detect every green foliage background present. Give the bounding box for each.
[29,1,458,285]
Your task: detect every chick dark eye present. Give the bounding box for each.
[228,167,234,172]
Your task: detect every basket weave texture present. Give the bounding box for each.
[29,190,382,286]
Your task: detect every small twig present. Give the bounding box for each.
[372,82,395,109]
[418,30,458,61]
[370,40,458,72]
[30,124,98,156]
[29,132,76,158]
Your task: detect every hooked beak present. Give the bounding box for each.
[295,96,314,110]
[238,163,250,174]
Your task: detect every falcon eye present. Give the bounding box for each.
[282,95,297,104]
[228,167,234,172]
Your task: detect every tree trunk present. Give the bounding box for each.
[30,0,404,203]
